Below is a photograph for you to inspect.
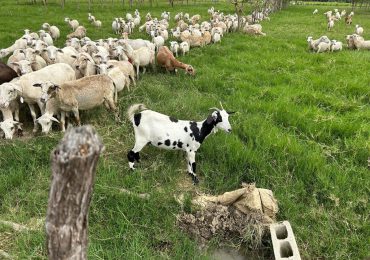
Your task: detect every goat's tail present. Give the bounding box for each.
[127,103,147,121]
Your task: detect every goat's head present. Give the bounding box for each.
[0,120,22,140]
[185,65,195,76]
[36,114,59,134]
[208,103,235,133]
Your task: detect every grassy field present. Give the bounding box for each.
[0,1,369,259]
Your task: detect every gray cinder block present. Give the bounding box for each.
[270,221,301,260]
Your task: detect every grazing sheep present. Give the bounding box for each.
[64,17,79,31]
[157,46,195,75]
[313,9,318,15]
[35,75,118,126]
[126,104,234,183]
[330,40,343,52]
[67,26,87,39]
[179,41,189,56]
[35,97,64,134]
[91,18,102,28]
[316,41,331,53]
[88,13,95,22]
[169,41,179,57]
[0,63,76,133]
[307,36,330,51]
[355,24,364,35]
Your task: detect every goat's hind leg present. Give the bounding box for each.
[186,151,199,184]
[127,137,148,170]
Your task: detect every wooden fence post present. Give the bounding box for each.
[46,126,104,260]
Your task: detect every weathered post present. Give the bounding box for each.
[46,126,104,260]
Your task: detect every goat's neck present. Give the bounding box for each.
[190,119,216,144]
[172,59,188,70]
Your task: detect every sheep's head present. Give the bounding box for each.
[185,65,195,76]
[0,120,22,140]
[36,114,59,134]
[33,81,59,103]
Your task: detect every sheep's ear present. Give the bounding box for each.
[33,83,42,88]
[19,49,25,54]
[108,65,114,69]
[34,50,40,55]
[71,55,77,59]
[57,49,64,53]
[10,62,19,66]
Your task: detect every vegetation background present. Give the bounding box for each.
[0,0,369,259]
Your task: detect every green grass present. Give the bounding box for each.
[1,1,370,259]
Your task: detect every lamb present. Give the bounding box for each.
[179,41,189,56]
[0,61,18,84]
[0,63,76,133]
[67,26,87,39]
[169,41,179,57]
[242,23,266,36]
[42,23,60,40]
[35,75,118,127]
[91,18,102,28]
[64,17,80,31]
[0,100,22,140]
[212,32,221,43]
[316,41,331,53]
[355,24,364,35]
[307,36,330,51]
[126,104,234,183]
[313,9,318,15]
[156,46,195,75]
[351,34,370,50]
[88,13,95,22]
[327,19,334,31]
[330,40,343,52]
[121,41,155,79]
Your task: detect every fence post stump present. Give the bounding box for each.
[46,126,104,260]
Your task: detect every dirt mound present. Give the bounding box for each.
[177,183,278,249]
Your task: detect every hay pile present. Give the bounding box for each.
[177,183,278,248]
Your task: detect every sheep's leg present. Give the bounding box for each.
[28,104,39,134]
[60,111,66,132]
[72,108,81,126]
[143,67,146,74]
[106,97,120,122]
[13,103,23,136]
[186,151,199,184]
[127,138,147,170]
[136,64,140,79]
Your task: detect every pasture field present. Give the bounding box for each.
[0,1,369,259]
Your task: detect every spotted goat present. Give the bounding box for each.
[127,104,234,184]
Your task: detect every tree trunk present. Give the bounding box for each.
[46,126,104,260]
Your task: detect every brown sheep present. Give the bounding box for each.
[0,61,18,84]
[156,46,195,75]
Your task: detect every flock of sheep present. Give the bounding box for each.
[308,8,369,53]
[0,7,269,141]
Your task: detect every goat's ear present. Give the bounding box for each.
[33,83,42,88]
[57,49,64,53]
[227,111,236,115]
[50,116,60,123]
[71,55,77,59]
[19,49,25,53]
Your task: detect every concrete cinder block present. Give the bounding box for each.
[270,221,301,260]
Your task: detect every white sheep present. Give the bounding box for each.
[169,41,179,57]
[42,23,60,40]
[327,19,334,31]
[91,18,102,28]
[330,40,343,52]
[39,30,53,46]
[355,24,364,35]
[316,41,331,53]
[96,63,129,94]
[64,17,79,31]
[212,32,221,43]
[151,35,165,52]
[179,41,189,56]
[313,9,318,15]
[351,34,370,50]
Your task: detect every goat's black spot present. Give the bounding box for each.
[190,133,193,137]
[191,162,196,173]
[184,126,188,132]
[158,142,163,146]
[127,150,135,162]
[177,141,183,148]
[134,113,141,126]
[190,149,192,152]
[147,141,151,145]
[134,152,140,162]
[173,141,177,146]
[187,144,189,147]
[164,139,171,146]
[173,147,176,149]
[169,116,178,122]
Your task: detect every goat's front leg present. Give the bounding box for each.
[186,151,199,184]
[127,137,147,170]
[28,104,39,134]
